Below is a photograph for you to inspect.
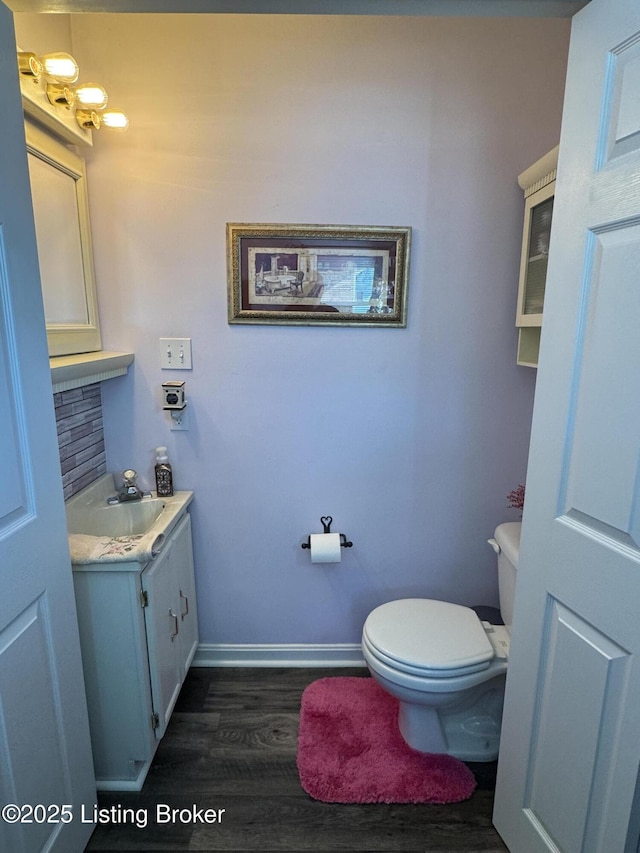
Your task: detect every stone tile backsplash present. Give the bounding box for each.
[54,383,106,501]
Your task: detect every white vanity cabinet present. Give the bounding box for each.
[515,146,559,367]
[72,510,198,791]
[142,513,198,737]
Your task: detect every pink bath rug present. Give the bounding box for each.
[296,676,476,804]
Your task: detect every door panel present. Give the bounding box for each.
[601,37,640,164]
[523,599,630,853]
[0,6,96,851]
[562,222,640,543]
[0,230,32,528]
[0,599,70,852]
[493,2,640,851]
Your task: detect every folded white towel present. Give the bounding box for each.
[68,529,163,565]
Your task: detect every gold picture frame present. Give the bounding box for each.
[227,223,411,327]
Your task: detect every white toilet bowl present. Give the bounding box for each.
[362,522,520,761]
[362,598,509,761]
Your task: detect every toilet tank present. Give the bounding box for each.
[492,522,522,629]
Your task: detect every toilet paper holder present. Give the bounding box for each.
[301,516,353,550]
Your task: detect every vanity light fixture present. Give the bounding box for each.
[75,108,101,129]
[47,81,108,110]
[45,82,76,107]
[18,49,129,133]
[76,108,129,131]
[18,51,79,83]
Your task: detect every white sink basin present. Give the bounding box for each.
[67,496,166,538]
[65,474,193,562]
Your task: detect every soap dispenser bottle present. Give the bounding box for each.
[155,446,174,497]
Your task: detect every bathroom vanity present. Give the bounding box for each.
[66,475,198,790]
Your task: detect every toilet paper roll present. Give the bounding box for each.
[310,532,342,563]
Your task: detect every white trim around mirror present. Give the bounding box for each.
[25,119,101,357]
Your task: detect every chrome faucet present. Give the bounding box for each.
[117,469,144,502]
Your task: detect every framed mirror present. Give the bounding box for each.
[25,120,101,356]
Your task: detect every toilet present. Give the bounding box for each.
[361,521,521,762]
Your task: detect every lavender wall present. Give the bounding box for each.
[32,14,569,647]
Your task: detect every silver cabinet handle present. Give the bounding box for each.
[180,589,189,621]
[169,609,179,641]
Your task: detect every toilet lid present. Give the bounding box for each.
[363,599,494,677]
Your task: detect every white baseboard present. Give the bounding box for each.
[192,643,366,668]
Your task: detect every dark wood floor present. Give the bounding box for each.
[85,667,508,852]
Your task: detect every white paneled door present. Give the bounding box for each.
[0,6,96,852]
[494,1,640,851]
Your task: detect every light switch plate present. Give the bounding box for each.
[160,337,192,370]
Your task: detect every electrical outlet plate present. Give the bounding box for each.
[160,337,192,370]
[170,407,189,431]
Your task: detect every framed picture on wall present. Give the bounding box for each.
[226,223,411,327]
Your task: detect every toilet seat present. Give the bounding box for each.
[363,599,495,679]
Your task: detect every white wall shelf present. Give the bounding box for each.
[50,350,134,392]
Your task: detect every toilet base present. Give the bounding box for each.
[397,677,506,761]
[366,661,507,761]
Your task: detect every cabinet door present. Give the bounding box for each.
[141,542,182,738]
[516,182,555,327]
[73,568,155,785]
[173,514,199,677]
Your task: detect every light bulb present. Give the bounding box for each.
[74,83,108,110]
[40,52,79,83]
[100,110,129,131]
